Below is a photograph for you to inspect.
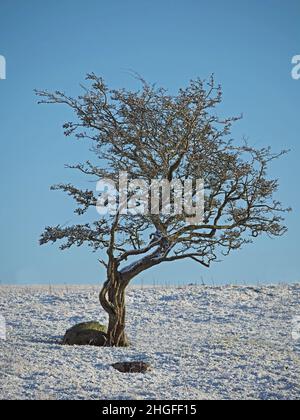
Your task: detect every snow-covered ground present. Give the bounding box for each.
[0,284,299,400]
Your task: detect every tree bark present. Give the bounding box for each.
[99,273,129,347]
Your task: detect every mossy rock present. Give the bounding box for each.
[62,329,107,346]
[67,321,107,334]
[62,321,107,346]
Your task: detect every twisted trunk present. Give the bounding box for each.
[99,249,163,347]
[107,282,128,347]
[99,271,129,347]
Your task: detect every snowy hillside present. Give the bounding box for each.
[0,284,299,400]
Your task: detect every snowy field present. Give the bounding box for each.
[0,284,300,400]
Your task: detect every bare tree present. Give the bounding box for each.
[36,74,290,347]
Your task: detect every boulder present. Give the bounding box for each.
[66,321,107,334]
[62,321,107,346]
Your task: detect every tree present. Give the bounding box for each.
[36,74,290,347]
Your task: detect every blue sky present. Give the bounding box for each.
[0,0,299,285]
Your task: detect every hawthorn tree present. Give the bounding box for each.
[36,74,289,347]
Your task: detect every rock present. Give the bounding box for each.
[62,321,107,346]
[66,321,107,334]
[112,361,151,373]
[62,328,107,346]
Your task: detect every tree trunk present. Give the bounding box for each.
[106,283,129,347]
[99,273,129,347]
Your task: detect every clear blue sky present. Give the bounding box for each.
[0,0,299,285]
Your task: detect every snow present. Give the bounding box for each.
[0,284,299,400]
